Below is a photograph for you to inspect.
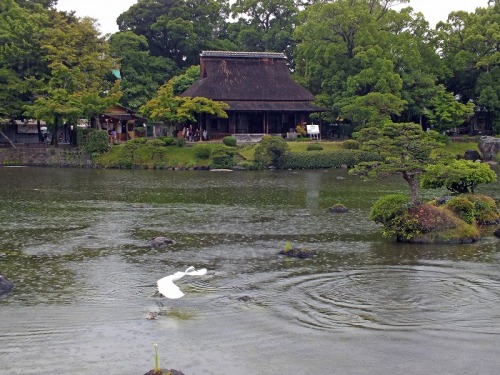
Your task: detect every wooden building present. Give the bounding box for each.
[98,105,146,141]
[180,51,328,140]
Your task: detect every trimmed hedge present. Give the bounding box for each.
[278,149,383,169]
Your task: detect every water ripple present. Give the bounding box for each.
[262,265,500,333]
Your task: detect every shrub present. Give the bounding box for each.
[82,130,110,154]
[176,137,186,147]
[445,196,476,224]
[464,194,499,224]
[306,143,323,151]
[193,144,212,159]
[254,135,290,167]
[210,154,234,169]
[223,136,237,147]
[370,194,410,224]
[147,139,165,148]
[160,136,176,146]
[277,149,382,169]
[342,139,360,149]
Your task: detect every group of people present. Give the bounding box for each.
[179,125,208,142]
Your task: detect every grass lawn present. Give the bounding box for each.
[93,136,485,169]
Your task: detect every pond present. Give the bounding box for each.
[0,167,499,375]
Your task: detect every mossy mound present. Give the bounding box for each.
[400,204,480,244]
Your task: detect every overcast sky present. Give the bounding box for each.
[56,0,490,36]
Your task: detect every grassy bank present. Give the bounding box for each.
[91,137,485,170]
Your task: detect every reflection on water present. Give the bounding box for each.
[0,167,499,374]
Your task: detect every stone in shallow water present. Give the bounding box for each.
[494,228,500,238]
[0,274,13,296]
[150,237,176,248]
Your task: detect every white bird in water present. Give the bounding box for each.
[157,266,207,299]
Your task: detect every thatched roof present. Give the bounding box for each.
[181,51,326,112]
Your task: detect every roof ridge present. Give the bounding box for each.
[201,51,286,59]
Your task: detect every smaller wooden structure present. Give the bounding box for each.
[98,105,146,142]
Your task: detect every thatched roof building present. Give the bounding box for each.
[181,51,327,139]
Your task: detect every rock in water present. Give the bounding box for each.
[150,237,176,248]
[0,274,13,296]
[494,228,500,238]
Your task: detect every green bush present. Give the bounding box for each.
[342,139,360,149]
[223,136,237,147]
[160,136,176,146]
[254,135,290,167]
[176,137,186,147]
[445,196,476,224]
[306,143,323,151]
[147,139,165,148]
[370,194,410,224]
[82,130,110,154]
[210,154,234,169]
[277,149,382,169]
[464,194,499,224]
[193,144,212,159]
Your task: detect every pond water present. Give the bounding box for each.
[0,167,499,375]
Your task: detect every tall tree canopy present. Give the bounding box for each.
[436,2,500,132]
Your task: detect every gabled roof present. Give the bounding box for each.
[181,50,316,104]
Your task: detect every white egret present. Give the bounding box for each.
[157,266,207,299]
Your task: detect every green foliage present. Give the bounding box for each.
[342,139,360,150]
[421,160,497,194]
[423,85,475,133]
[222,136,237,147]
[82,130,109,155]
[193,144,212,159]
[351,122,444,203]
[159,136,176,146]
[306,143,323,151]
[176,137,186,148]
[254,135,290,167]
[370,194,410,224]
[278,149,382,169]
[464,194,500,224]
[445,196,476,224]
[210,155,235,169]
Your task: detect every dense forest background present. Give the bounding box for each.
[1,0,499,134]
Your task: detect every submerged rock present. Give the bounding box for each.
[494,228,500,238]
[328,204,349,213]
[279,248,314,259]
[150,237,176,248]
[0,274,13,296]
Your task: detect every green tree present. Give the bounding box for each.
[421,159,497,194]
[229,0,299,55]
[294,0,433,126]
[140,80,228,126]
[436,3,500,132]
[117,0,230,68]
[109,31,177,109]
[0,0,50,120]
[23,11,116,146]
[350,122,443,203]
[423,85,475,133]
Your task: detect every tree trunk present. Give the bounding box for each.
[403,172,420,204]
[52,115,59,147]
[0,130,16,149]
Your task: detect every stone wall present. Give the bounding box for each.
[0,146,93,168]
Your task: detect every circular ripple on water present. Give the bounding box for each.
[269,265,500,332]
